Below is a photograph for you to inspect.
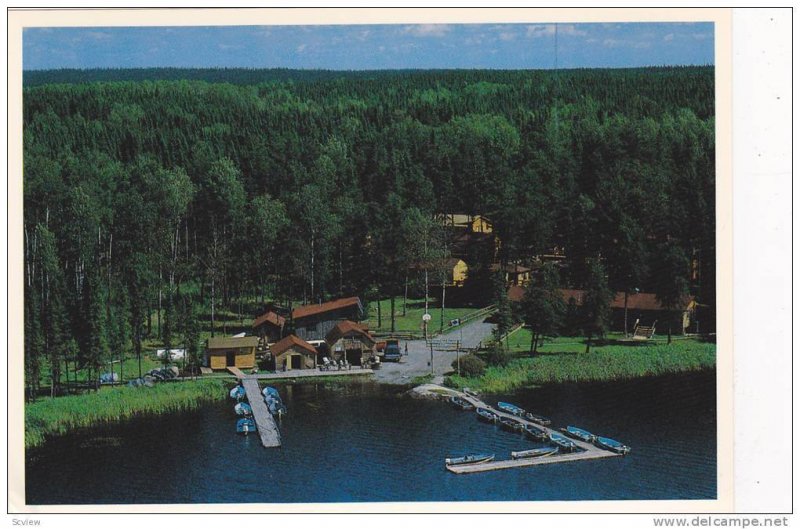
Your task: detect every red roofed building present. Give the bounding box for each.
[270,335,318,371]
[508,286,696,335]
[291,296,364,342]
[251,311,286,343]
[325,320,376,365]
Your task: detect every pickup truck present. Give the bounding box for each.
[383,339,402,362]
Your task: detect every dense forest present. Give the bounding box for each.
[23,67,715,397]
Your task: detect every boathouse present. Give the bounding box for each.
[325,320,376,365]
[205,336,259,370]
[270,335,318,371]
[292,296,364,341]
[252,310,286,343]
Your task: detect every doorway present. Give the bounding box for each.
[290,354,303,370]
[226,351,236,367]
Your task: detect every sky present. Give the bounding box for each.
[23,22,714,71]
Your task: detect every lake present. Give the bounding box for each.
[25,371,716,504]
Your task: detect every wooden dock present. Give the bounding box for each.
[447,393,622,474]
[240,378,282,448]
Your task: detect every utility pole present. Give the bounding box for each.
[429,341,434,376]
[456,340,461,377]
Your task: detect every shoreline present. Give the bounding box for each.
[25,341,715,449]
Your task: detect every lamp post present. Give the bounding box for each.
[423,313,432,374]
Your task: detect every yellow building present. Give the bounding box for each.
[205,336,258,370]
[445,258,469,287]
[438,213,493,234]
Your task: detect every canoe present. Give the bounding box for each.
[449,396,475,411]
[236,418,256,435]
[523,424,548,441]
[595,436,631,455]
[229,385,246,400]
[511,446,559,460]
[475,407,499,423]
[562,426,596,443]
[499,416,524,432]
[445,453,494,466]
[523,412,552,426]
[497,402,525,417]
[234,402,253,416]
[549,432,577,452]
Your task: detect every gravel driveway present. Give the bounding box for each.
[372,318,496,385]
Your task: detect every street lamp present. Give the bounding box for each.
[422,312,431,341]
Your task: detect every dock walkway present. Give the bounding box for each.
[448,393,621,474]
[239,378,282,448]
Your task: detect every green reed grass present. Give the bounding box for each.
[25,378,229,449]
[446,340,716,394]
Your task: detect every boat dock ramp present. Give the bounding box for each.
[448,392,622,474]
[230,367,373,448]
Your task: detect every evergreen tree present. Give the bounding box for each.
[520,263,565,355]
[581,258,613,354]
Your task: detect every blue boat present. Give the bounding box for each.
[262,386,280,399]
[265,395,287,417]
[236,418,256,435]
[562,426,596,443]
[229,385,246,401]
[523,424,548,441]
[549,432,577,452]
[234,402,252,416]
[497,402,525,417]
[595,436,631,455]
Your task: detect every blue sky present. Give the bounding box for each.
[23,23,714,70]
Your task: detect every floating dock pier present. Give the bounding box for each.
[447,392,622,474]
[239,377,282,448]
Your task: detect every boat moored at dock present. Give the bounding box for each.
[229,385,246,401]
[236,418,256,435]
[234,402,253,416]
[511,446,559,460]
[595,436,631,455]
[523,412,551,426]
[499,416,524,432]
[449,396,475,411]
[475,407,499,423]
[549,431,578,452]
[445,453,495,466]
[523,423,548,441]
[562,426,596,443]
[497,402,525,417]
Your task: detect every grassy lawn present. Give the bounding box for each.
[25,377,230,449]
[366,298,479,334]
[447,331,716,394]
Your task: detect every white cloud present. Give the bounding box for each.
[400,24,451,37]
[296,44,307,53]
[603,38,622,48]
[664,33,675,42]
[499,31,516,42]
[633,41,651,49]
[526,24,586,39]
[356,29,371,41]
[693,32,711,40]
[526,24,555,38]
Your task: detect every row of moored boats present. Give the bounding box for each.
[229,383,287,435]
[445,395,630,467]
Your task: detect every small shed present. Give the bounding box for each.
[271,335,318,371]
[206,336,259,370]
[325,320,376,365]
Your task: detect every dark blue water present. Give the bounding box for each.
[25,371,716,504]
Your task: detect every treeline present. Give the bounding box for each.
[23,67,715,397]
